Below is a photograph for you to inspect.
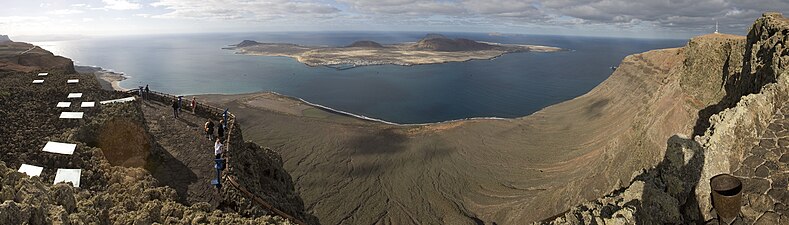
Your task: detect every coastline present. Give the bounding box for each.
[77,65,128,91]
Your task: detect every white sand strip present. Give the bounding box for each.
[57,102,71,108]
[80,102,95,108]
[33,80,44,84]
[100,97,135,105]
[59,112,83,119]
[67,79,79,84]
[54,169,81,187]
[38,72,48,76]
[67,93,82,98]
[18,164,44,177]
[42,141,76,155]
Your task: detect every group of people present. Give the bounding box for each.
[171,96,199,119]
[206,119,227,159]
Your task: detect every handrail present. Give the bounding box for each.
[132,90,307,225]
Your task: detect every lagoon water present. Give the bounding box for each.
[32,32,685,124]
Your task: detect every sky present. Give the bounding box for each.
[1,0,787,40]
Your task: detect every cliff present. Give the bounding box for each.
[0,41,75,73]
[540,12,789,224]
[0,35,11,43]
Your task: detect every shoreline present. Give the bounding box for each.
[252,91,511,126]
[77,65,128,91]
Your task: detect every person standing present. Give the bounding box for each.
[138,86,144,99]
[191,96,197,113]
[144,84,150,99]
[214,138,223,159]
[217,119,225,139]
[205,120,215,140]
[171,98,179,118]
[177,96,183,113]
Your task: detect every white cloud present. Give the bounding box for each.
[149,0,340,20]
[82,18,95,22]
[102,0,142,10]
[48,9,85,15]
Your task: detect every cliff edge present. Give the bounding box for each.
[540,12,789,225]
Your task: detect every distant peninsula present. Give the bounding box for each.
[224,33,563,69]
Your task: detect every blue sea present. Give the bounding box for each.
[32,32,685,124]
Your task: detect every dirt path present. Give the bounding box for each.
[140,99,222,207]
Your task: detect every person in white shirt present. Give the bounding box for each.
[214,138,223,159]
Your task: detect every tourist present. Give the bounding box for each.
[144,84,149,99]
[138,86,144,99]
[191,96,197,113]
[217,119,225,139]
[214,138,223,159]
[171,98,179,118]
[205,120,215,140]
[177,96,183,112]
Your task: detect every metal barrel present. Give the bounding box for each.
[710,174,742,220]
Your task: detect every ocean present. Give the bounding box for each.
[32,32,686,124]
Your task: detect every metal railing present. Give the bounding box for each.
[132,90,307,225]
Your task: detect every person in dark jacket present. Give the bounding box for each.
[171,98,179,118]
[217,119,225,139]
[205,120,215,140]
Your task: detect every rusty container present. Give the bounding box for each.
[710,174,742,220]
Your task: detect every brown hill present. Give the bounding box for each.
[413,34,496,51]
[346,40,384,48]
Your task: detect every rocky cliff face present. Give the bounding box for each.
[540,12,789,224]
[0,35,11,43]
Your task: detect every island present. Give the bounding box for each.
[223,33,562,69]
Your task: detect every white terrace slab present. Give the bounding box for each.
[57,102,71,108]
[42,141,76,155]
[67,79,79,84]
[32,80,44,84]
[67,93,82,98]
[80,102,95,108]
[38,72,48,76]
[54,169,81,187]
[100,97,135,105]
[59,112,83,119]
[18,164,44,177]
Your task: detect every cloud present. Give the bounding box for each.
[150,0,340,20]
[336,0,789,33]
[102,0,142,10]
[48,9,85,15]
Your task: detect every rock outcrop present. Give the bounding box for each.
[539,12,789,224]
[0,35,11,43]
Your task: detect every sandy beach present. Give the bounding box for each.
[77,66,128,91]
